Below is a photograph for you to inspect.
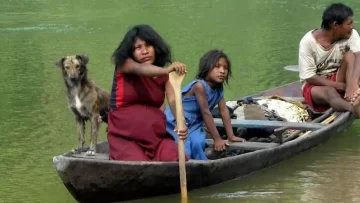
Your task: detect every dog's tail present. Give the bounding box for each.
[100,110,108,123]
[98,88,110,124]
[100,110,109,133]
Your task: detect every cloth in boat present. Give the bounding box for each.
[224,99,277,141]
[107,71,186,161]
[256,96,310,122]
[165,79,224,160]
[302,73,337,112]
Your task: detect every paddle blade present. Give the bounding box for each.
[284,65,299,72]
[169,72,185,88]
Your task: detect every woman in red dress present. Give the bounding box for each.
[108,24,188,161]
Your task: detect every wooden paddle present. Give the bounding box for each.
[168,71,188,201]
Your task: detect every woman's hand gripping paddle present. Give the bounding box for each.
[168,71,188,201]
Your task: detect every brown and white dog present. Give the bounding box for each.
[56,55,110,156]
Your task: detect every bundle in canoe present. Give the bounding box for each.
[52,81,355,203]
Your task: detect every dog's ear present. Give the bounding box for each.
[76,55,89,65]
[55,57,65,68]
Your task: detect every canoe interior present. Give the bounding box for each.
[70,139,281,160]
[66,81,330,161]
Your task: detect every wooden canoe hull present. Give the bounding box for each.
[52,81,355,203]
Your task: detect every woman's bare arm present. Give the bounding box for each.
[118,58,168,77]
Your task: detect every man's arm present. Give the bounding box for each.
[344,29,360,99]
[351,52,360,83]
[306,75,345,91]
[299,38,344,90]
[347,29,360,86]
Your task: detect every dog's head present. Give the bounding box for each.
[56,55,89,85]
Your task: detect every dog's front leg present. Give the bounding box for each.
[72,117,85,154]
[86,114,100,156]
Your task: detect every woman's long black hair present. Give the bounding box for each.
[112,24,172,68]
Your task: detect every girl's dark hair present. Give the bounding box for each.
[112,24,172,67]
[196,49,232,85]
[321,3,353,30]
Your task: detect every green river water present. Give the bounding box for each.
[1,0,360,202]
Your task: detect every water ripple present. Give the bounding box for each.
[200,191,283,199]
[0,24,85,33]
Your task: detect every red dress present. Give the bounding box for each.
[107,71,182,161]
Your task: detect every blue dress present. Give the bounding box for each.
[164,79,224,160]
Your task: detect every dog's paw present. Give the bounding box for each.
[97,116,103,123]
[71,146,82,154]
[85,150,96,156]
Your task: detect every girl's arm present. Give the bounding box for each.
[193,82,227,151]
[218,98,245,142]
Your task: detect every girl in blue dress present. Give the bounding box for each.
[165,49,245,160]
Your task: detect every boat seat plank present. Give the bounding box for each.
[206,139,279,151]
[71,153,109,160]
[214,118,325,130]
[253,96,305,103]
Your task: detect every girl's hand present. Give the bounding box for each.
[214,138,229,151]
[167,62,187,75]
[175,125,188,141]
[228,135,246,142]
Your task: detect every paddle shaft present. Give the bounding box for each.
[174,88,188,199]
[169,72,187,200]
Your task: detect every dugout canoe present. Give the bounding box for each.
[52,81,355,203]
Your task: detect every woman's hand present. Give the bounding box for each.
[167,62,187,75]
[175,125,188,141]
